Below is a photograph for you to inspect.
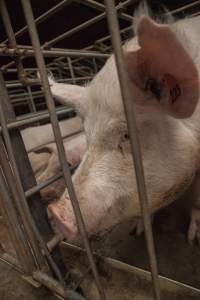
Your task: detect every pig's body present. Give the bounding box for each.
[21,116,83,152]
[48,13,200,242]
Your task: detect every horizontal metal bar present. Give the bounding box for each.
[0,45,109,60]
[25,171,63,199]
[25,161,79,199]
[6,76,92,88]
[0,107,74,132]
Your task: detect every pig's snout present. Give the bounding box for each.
[48,195,78,241]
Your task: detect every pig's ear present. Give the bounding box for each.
[48,76,88,115]
[126,16,199,118]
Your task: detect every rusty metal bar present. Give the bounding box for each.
[20,1,106,299]
[104,1,161,300]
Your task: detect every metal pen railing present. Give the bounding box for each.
[0,0,199,299]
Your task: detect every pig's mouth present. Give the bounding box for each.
[48,197,78,241]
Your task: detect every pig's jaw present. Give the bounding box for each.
[48,197,78,242]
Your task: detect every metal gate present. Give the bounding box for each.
[0,1,199,299]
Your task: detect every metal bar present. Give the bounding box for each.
[0,107,74,133]
[26,161,78,199]
[0,0,26,82]
[67,57,76,84]
[0,70,70,283]
[20,1,106,299]
[47,233,64,253]
[0,252,23,273]
[43,13,106,48]
[0,72,45,269]
[1,0,73,44]
[25,171,63,199]
[27,86,37,113]
[165,0,200,15]
[33,271,87,300]
[0,159,33,273]
[43,0,133,49]
[75,0,133,22]
[0,45,109,60]
[6,76,92,88]
[104,1,161,300]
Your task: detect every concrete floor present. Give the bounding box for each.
[90,188,200,290]
[1,186,200,299]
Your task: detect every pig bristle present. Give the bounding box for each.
[47,71,56,86]
[133,1,175,35]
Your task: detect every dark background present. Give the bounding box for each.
[0,0,199,115]
[0,0,198,54]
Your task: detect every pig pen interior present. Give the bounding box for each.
[0,1,200,300]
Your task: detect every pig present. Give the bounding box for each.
[29,132,86,201]
[47,10,200,243]
[21,116,83,152]
[28,150,51,178]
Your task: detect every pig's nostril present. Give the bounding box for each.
[124,133,129,140]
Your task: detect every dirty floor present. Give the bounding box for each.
[1,187,200,299]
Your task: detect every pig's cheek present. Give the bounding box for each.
[47,202,78,241]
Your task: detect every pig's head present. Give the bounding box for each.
[48,16,199,241]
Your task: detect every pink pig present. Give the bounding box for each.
[48,11,200,243]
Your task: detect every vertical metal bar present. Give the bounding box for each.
[0,72,44,269]
[104,1,161,300]
[0,152,33,273]
[20,1,106,299]
[93,57,98,74]
[0,0,26,81]
[27,86,37,113]
[0,72,68,285]
[67,57,76,84]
